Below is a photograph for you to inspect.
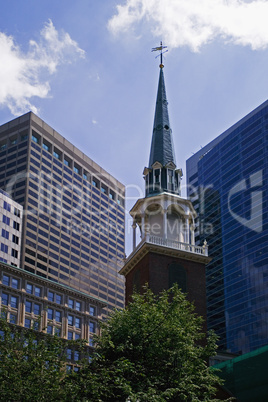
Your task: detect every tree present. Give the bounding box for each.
[0,286,226,401]
[0,318,85,401]
[72,285,224,401]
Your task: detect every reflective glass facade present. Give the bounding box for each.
[0,112,125,313]
[187,100,268,354]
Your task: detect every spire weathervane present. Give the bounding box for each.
[151,41,168,68]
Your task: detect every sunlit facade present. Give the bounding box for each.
[0,112,125,314]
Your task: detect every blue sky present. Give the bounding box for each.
[1,0,268,252]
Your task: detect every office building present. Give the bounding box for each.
[186,100,268,354]
[0,112,125,314]
[0,260,105,366]
[120,61,210,322]
[0,189,23,266]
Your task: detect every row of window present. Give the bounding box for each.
[1,229,19,244]
[1,215,20,230]
[31,132,124,206]
[0,244,18,258]
[1,292,97,333]
[1,274,97,316]
[0,131,28,151]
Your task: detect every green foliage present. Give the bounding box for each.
[0,286,225,401]
[71,285,224,401]
[0,318,85,401]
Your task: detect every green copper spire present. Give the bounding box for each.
[148,67,176,168]
[144,46,182,197]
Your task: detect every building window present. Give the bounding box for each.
[11,278,19,289]
[42,140,51,152]
[9,313,17,324]
[26,283,41,297]
[2,274,10,286]
[25,318,31,328]
[89,306,96,316]
[26,300,32,313]
[35,286,41,297]
[55,310,62,322]
[48,291,54,302]
[1,292,8,306]
[21,132,28,141]
[26,283,33,294]
[13,221,20,231]
[68,315,74,326]
[33,303,41,315]
[109,191,115,200]
[64,157,71,168]
[2,229,9,240]
[83,171,88,180]
[32,133,39,144]
[73,165,81,175]
[47,308,53,320]
[68,298,81,311]
[68,298,74,309]
[1,244,8,253]
[74,351,80,362]
[53,148,62,160]
[66,348,72,360]
[33,321,39,331]
[3,201,11,212]
[168,263,187,293]
[10,295,18,309]
[2,215,10,225]
[92,178,100,188]
[10,137,18,145]
[75,317,81,329]
[14,207,21,217]
[153,168,161,190]
[47,325,53,335]
[101,185,107,194]
[12,234,19,244]
[167,169,174,191]
[89,321,96,333]
[55,294,62,304]
[11,249,18,259]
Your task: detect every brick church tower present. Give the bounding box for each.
[120,52,210,321]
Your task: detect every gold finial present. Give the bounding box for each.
[152,41,168,68]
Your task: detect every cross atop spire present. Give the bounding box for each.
[152,41,168,68]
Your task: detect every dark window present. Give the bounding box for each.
[13,221,20,231]
[168,263,187,292]
[12,234,19,244]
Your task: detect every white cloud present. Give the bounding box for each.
[108,0,268,52]
[0,20,85,115]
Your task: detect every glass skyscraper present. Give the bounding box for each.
[187,100,268,354]
[0,112,125,314]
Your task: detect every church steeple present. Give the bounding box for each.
[149,67,176,168]
[144,56,182,197]
[120,45,210,315]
